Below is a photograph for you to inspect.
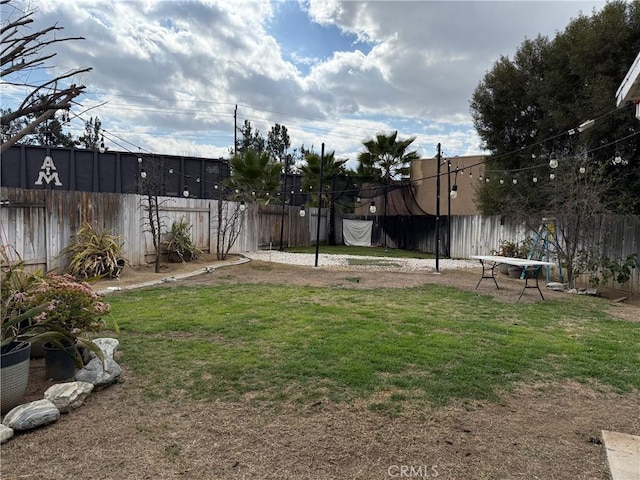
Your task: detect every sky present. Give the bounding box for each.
[1,0,607,169]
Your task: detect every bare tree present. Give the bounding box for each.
[1,0,92,153]
[138,160,168,273]
[215,194,244,261]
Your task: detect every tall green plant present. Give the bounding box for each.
[62,221,125,279]
[162,218,202,263]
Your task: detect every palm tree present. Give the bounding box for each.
[357,131,419,249]
[300,149,349,245]
[357,131,418,183]
[300,150,347,207]
[227,148,282,203]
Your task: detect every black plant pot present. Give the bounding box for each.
[43,342,78,381]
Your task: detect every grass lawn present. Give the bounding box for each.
[105,281,640,413]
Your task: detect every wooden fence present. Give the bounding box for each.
[0,187,322,271]
[338,212,640,293]
[2,187,638,293]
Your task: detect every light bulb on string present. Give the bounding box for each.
[512,178,518,185]
[183,186,189,197]
[550,173,555,180]
[140,169,147,179]
[168,168,173,174]
[449,184,458,199]
[299,205,306,217]
[549,152,558,169]
[579,164,586,174]
[500,178,504,185]
[532,176,538,183]
[614,151,622,165]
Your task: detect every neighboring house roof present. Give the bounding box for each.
[616,50,640,119]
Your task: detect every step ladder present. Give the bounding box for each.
[524,218,562,283]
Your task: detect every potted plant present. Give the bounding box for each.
[15,273,111,380]
[1,248,44,411]
[61,221,126,279]
[493,240,520,275]
[2,247,108,401]
[162,218,202,263]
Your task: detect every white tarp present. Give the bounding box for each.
[342,219,373,247]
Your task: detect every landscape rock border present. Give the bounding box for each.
[0,338,121,443]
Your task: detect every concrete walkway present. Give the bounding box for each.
[96,256,250,295]
[602,430,640,480]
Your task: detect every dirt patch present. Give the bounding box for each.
[2,255,639,479]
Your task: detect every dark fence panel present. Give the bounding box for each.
[1,145,229,199]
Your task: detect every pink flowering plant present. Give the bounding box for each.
[24,273,110,334]
[2,247,109,362]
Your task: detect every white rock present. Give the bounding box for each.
[244,251,479,271]
[0,424,14,443]
[3,399,60,431]
[75,357,121,387]
[84,338,120,363]
[546,282,565,291]
[44,382,94,413]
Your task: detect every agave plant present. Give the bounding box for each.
[62,222,126,279]
[162,218,202,263]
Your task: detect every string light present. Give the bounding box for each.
[183,186,189,197]
[613,151,622,164]
[449,184,458,199]
[549,152,558,169]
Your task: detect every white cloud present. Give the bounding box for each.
[2,0,606,164]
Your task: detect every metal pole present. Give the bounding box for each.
[314,144,325,267]
[435,143,441,273]
[383,179,388,253]
[279,156,288,251]
[447,160,451,259]
[233,104,237,156]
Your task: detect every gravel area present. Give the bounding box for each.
[243,250,479,271]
